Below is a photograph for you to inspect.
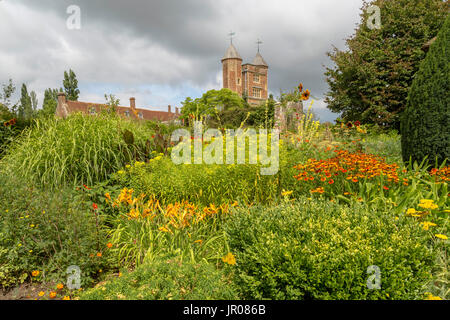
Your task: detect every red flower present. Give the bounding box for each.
[92,203,98,210]
[328,179,335,184]
[383,186,389,190]
[83,184,91,190]
[354,121,361,127]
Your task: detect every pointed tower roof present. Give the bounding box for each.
[222,44,242,61]
[252,52,268,67]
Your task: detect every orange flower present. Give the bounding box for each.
[31,270,40,277]
[328,179,335,184]
[49,291,57,299]
[107,242,113,248]
[56,283,64,290]
[301,89,310,101]
[298,83,303,92]
[96,252,102,257]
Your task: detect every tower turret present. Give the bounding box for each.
[222,43,243,96]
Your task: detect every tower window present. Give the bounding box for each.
[252,88,262,98]
[138,112,144,119]
[253,74,260,83]
[125,110,130,117]
[237,78,241,85]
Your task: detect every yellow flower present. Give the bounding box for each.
[31,270,40,277]
[425,293,442,300]
[126,165,131,169]
[406,208,417,215]
[222,252,236,266]
[117,170,125,175]
[281,190,293,197]
[420,221,437,231]
[418,199,438,210]
[38,291,45,297]
[159,226,171,233]
[435,234,448,240]
[194,239,203,245]
[62,296,71,300]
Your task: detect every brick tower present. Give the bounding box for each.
[221,38,269,105]
[221,43,243,96]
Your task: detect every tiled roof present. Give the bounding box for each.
[252,52,268,67]
[222,44,242,61]
[64,101,179,121]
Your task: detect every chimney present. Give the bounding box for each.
[130,97,136,110]
[57,92,66,105]
[56,92,68,118]
[175,107,179,115]
[168,105,172,114]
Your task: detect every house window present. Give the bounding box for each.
[237,78,241,85]
[124,110,130,117]
[252,87,261,98]
[89,107,96,115]
[253,74,260,83]
[138,112,144,119]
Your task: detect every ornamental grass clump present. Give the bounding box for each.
[0,113,154,188]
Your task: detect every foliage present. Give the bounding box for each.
[324,0,448,128]
[180,89,245,124]
[18,83,33,120]
[104,187,231,267]
[79,259,239,300]
[0,113,154,188]
[39,88,60,118]
[401,15,450,167]
[0,176,110,290]
[63,69,80,101]
[0,79,16,110]
[0,117,33,159]
[224,198,437,300]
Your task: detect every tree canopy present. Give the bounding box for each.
[324,0,448,129]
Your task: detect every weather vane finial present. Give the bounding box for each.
[228,31,236,44]
[256,38,263,53]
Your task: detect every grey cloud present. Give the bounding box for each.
[1,0,364,121]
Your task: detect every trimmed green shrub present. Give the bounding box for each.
[401,16,450,166]
[224,198,435,300]
[0,113,154,188]
[79,259,239,300]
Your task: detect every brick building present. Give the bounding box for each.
[55,93,179,122]
[221,43,269,105]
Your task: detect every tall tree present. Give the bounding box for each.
[0,79,16,109]
[401,15,449,166]
[324,0,448,129]
[30,91,38,113]
[19,84,33,120]
[63,69,80,101]
[40,88,58,117]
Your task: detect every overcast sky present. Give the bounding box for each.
[0,0,364,122]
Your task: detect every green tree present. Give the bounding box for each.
[19,84,33,120]
[0,79,16,110]
[324,0,448,129]
[401,15,450,166]
[63,69,80,101]
[30,91,38,114]
[180,88,245,123]
[40,88,59,117]
[104,94,120,113]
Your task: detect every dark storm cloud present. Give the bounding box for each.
[1,0,364,119]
